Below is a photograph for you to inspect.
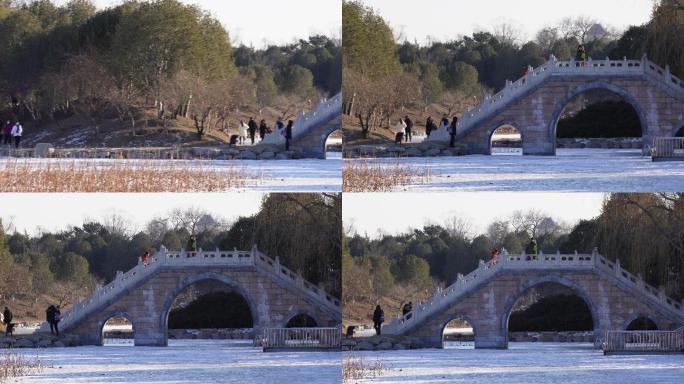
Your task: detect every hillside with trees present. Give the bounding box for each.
[342,0,683,144]
[0,193,341,323]
[0,0,340,147]
[343,193,684,324]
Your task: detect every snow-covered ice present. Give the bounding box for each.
[345,149,684,192]
[15,340,341,384]
[350,342,684,383]
[0,152,341,192]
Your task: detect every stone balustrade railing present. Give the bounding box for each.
[51,246,340,332]
[427,56,684,143]
[261,92,341,145]
[384,249,684,335]
[292,92,341,141]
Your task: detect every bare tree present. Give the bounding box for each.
[510,210,549,238]
[444,216,473,239]
[491,21,525,46]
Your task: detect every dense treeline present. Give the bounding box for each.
[343,0,683,137]
[343,193,684,306]
[0,0,340,138]
[0,193,342,308]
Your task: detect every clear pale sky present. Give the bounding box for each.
[1,193,264,235]
[343,193,605,237]
[54,0,342,48]
[359,0,654,44]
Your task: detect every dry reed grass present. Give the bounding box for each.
[0,159,261,192]
[342,354,387,383]
[343,159,430,192]
[0,351,44,383]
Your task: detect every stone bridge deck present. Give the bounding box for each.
[383,250,684,349]
[44,247,341,346]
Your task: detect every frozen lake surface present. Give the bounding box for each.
[346,149,684,192]
[15,340,341,384]
[351,342,684,383]
[0,152,341,192]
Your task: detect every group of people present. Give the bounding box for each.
[233,117,294,149]
[395,114,459,148]
[1,120,23,148]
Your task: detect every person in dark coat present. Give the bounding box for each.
[404,115,413,142]
[284,120,293,151]
[372,305,384,335]
[425,116,436,137]
[247,117,258,144]
[440,114,449,129]
[187,235,197,255]
[53,305,61,336]
[449,116,458,147]
[259,119,268,140]
[46,305,56,335]
[576,44,587,66]
[3,306,12,336]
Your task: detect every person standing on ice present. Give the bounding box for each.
[3,306,13,336]
[395,118,406,144]
[425,116,436,138]
[53,305,61,337]
[2,121,11,145]
[46,305,57,335]
[259,119,268,140]
[284,120,293,151]
[372,305,384,335]
[247,117,258,145]
[448,116,458,148]
[11,121,22,148]
[404,115,413,142]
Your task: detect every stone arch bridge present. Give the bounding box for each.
[260,92,341,159]
[383,250,684,349]
[42,247,341,346]
[427,56,684,155]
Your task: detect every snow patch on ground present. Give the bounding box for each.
[345,149,684,192]
[16,340,341,384]
[351,342,684,383]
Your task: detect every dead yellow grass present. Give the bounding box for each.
[0,352,44,383]
[343,159,430,192]
[343,354,388,383]
[0,159,260,192]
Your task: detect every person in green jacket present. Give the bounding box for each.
[187,234,197,255]
[576,44,587,65]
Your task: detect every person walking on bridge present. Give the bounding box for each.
[490,249,499,264]
[141,251,150,267]
[248,117,257,145]
[372,305,384,335]
[187,235,197,256]
[525,238,538,259]
[404,115,413,142]
[576,44,587,66]
[449,116,458,148]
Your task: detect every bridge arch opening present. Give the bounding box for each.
[489,124,523,155]
[323,128,341,159]
[163,276,256,343]
[676,126,684,137]
[626,316,659,331]
[440,315,476,349]
[552,86,646,153]
[503,281,596,345]
[286,313,318,328]
[100,314,134,346]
